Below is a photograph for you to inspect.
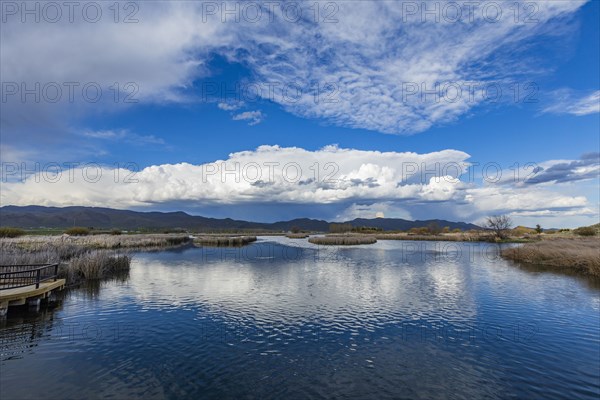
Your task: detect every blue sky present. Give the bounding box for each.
[1,1,599,227]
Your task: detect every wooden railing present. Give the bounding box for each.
[0,264,59,290]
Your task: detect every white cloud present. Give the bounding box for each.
[543,90,600,116]
[218,102,244,111]
[2,145,593,226]
[0,145,468,207]
[232,110,264,126]
[494,153,600,187]
[82,129,165,145]
[465,186,588,212]
[509,208,598,217]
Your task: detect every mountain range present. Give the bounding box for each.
[0,206,482,232]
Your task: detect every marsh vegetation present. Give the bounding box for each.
[0,234,192,284]
[501,238,600,277]
[286,233,310,239]
[308,236,377,245]
[193,236,257,246]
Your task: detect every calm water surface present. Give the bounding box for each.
[1,237,599,399]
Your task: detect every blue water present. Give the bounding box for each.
[1,237,599,399]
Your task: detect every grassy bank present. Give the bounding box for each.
[0,234,192,284]
[501,238,600,277]
[374,233,491,242]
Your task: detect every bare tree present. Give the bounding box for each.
[427,222,442,235]
[486,215,513,239]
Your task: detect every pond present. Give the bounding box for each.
[1,237,599,399]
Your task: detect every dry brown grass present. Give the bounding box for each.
[286,233,310,239]
[374,232,491,242]
[193,236,257,247]
[66,251,131,281]
[0,233,189,284]
[0,234,190,252]
[308,236,377,245]
[501,238,600,277]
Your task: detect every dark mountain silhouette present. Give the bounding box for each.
[0,205,481,232]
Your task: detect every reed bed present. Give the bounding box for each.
[65,234,191,249]
[66,251,131,281]
[193,236,257,247]
[286,233,310,239]
[1,233,190,251]
[501,238,600,277]
[0,233,189,284]
[308,236,377,245]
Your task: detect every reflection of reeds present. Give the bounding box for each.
[308,236,377,245]
[194,236,257,247]
[501,238,600,277]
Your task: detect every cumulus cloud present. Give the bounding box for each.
[232,110,264,126]
[543,90,600,116]
[2,145,593,225]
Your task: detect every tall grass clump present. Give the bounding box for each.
[65,251,131,281]
[0,227,26,238]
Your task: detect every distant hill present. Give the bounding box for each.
[0,205,481,232]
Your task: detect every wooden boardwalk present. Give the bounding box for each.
[0,263,65,316]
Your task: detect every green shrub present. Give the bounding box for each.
[0,227,26,238]
[110,229,122,235]
[65,227,90,236]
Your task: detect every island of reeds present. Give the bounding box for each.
[286,233,310,239]
[308,235,377,245]
[193,235,257,247]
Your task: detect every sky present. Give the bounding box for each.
[1,0,599,227]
